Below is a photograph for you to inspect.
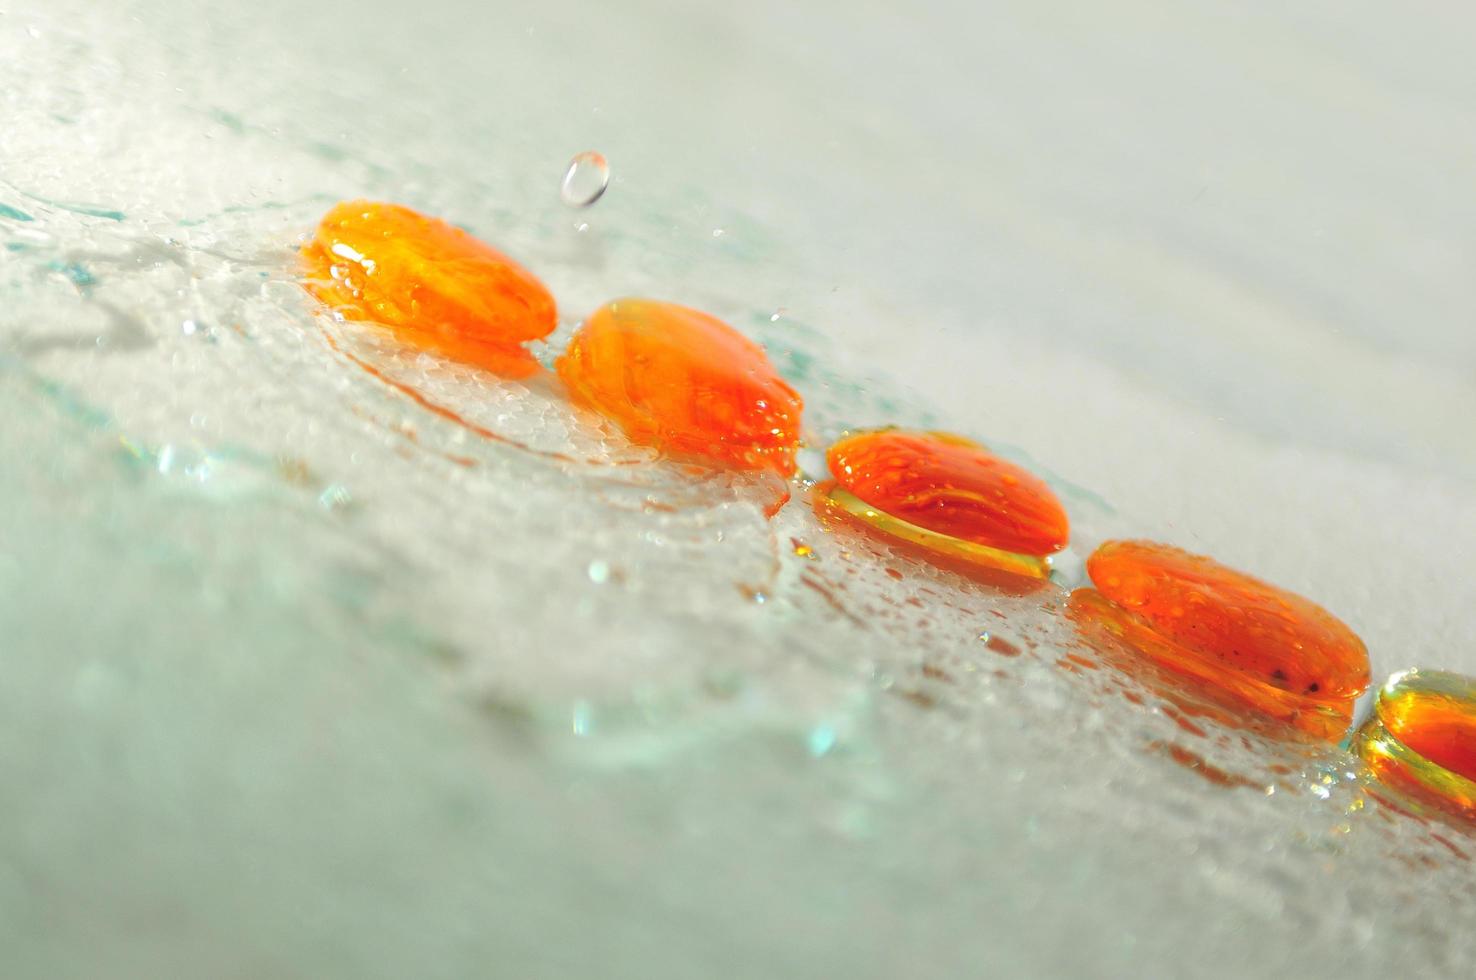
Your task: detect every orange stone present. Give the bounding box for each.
[811,484,1055,592]
[1086,540,1370,706]
[555,298,803,477]
[302,200,556,377]
[825,429,1069,557]
[1383,674,1476,781]
[1356,669,1476,820]
[1067,587,1354,740]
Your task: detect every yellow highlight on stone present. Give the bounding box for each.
[1355,668,1476,821]
[819,485,1052,581]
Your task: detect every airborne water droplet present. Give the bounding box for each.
[560,151,609,208]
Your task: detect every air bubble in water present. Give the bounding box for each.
[560,151,609,208]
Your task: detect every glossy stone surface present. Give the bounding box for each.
[1383,672,1476,779]
[555,299,803,477]
[1087,540,1370,707]
[1067,588,1355,740]
[814,484,1054,586]
[1357,669,1476,819]
[825,429,1069,557]
[302,200,557,377]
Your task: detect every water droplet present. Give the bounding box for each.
[711,228,725,238]
[587,559,610,584]
[769,307,788,323]
[560,151,609,208]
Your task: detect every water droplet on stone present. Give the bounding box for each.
[560,151,609,208]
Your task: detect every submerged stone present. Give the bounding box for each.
[301,200,556,377]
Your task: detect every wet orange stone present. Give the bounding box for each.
[555,298,803,477]
[825,429,1069,557]
[1356,669,1476,820]
[810,484,1054,593]
[1066,587,1354,740]
[1384,677,1476,781]
[1086,540,1370,707]
[302,200,556,377]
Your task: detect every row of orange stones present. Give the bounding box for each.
[302,201,1476,814]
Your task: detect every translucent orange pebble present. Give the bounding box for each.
[1356,669,1476,821]
[1085,540,1369,736]
[302,200,556,377]
[1067,588,1353,740]
[819,429,1068,579]
[555,299,803,477]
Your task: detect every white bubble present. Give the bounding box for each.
[560,151,609,208]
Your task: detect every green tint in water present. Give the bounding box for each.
[20,192,125,221]
[47,261,97,288]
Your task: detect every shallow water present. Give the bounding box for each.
[4,1,1476,977]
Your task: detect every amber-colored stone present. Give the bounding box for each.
[555,299,803,477]
[302,200,556,377]
[825,429,1069,557]
[811,483,1053,593]
[1356,669,1476,820]
[1067,587,1354,740]
[1382,673,1476,780]
[1086,540,1370,708]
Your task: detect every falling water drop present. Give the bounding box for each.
[560,151,610,208]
